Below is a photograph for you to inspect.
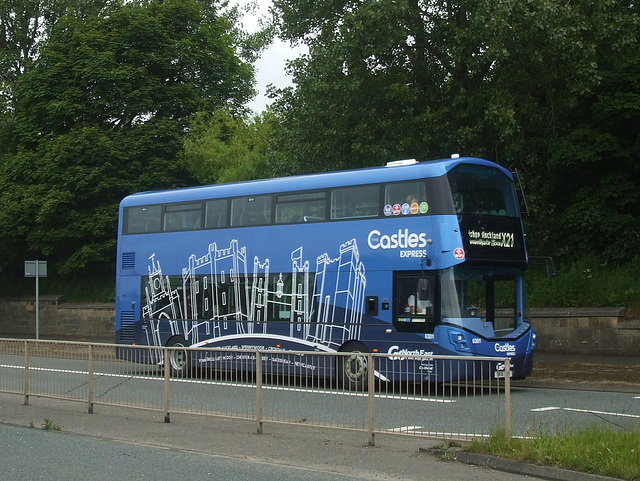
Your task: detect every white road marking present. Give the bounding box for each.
[533,406,640,419]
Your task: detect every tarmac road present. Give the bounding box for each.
[1,352,637,481]
[0,394,540,481]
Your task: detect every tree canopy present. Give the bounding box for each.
[0,0,256,277]
[270,0,640,264]
[1,0,638,293]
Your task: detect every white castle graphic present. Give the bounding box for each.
[142,238,366,353]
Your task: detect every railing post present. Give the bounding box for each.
[256,351,263,434]
[23,340,29,406]
[164,347,171,423]
[88,344,94,414]
[504,357,512,441]
[367,353,375,446]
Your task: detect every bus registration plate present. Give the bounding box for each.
[493,361,513,378]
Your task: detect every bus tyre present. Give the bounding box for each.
[337,342,368,391]
[167,336,191,377]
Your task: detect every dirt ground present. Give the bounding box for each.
[517,359,640,388]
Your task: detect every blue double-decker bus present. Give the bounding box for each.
[115,156,535,385]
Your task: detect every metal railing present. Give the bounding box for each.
[0,339,511,444]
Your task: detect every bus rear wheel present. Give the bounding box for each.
[167,336,191,377]
[337,342,368,391]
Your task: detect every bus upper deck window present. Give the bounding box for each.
[448,164,518,217]
[205,199,228,228]
[331,185,379,219]
[164,203,203,231]
[384,181,428,215]
[125,205,161,234]
[231,195,272,226]
[275,192,326,224]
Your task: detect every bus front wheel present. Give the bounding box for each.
[337,342,368,391]
[167,336,191,377]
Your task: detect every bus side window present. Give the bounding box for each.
[125,205,161,234]
[205,199,228,229]
[231,196,272,226]
[384,181,427,214]
[331,185,379,219]
[275,192,327,224]
[164,203,203,232]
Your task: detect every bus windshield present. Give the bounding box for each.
[448,163,519,217]
[440,264,524,337]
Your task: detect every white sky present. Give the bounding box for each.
[239,0,307,113]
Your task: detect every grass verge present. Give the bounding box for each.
[467,428,640,480]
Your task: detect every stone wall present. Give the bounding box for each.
[0,296,114,342]
[0,299,638,355]
[530,307,639,356]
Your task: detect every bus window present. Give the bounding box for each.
[331,185,379,219]
[205,199,228,229]
[164,203,203,231]
[275,192,326,224]
[124,205,162,234]
[384,181,428,214]
[231,195,272,226]
[394,273,436,332]
[440,265,520,336]
[448,164,518,216]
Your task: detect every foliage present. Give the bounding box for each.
[0,0,256,278]
[270,0,640,266]
[42,418,62,431]
[469,428,640,481]
[0,0,108,115]
[183,110,278,185]
[526,257,640,310]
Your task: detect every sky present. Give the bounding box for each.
[239,0,307,113]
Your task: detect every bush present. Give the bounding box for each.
[526,256,640,314]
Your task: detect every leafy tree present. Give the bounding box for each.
[0,0,255,277]
[0,0,107,111]
[270,0,640,264]
[183,110,278,185]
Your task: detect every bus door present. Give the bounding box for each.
[393,272,437,333]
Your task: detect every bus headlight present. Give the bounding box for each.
[448,330,470,352]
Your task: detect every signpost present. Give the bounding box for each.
[24,260,47,340]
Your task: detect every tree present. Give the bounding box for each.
[183,110,278,185]
[0,0,255,277]
[0,0,108,111]
[269,0,640,264]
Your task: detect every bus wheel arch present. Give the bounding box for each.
[166,335,191,377]
[336,341,369,391]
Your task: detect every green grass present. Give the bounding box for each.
[468,428,640,480]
